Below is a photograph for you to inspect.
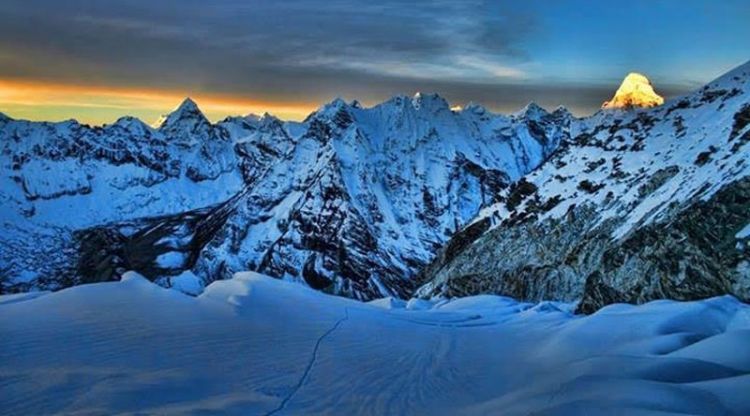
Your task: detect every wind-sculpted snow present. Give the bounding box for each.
[418,60,750,311]
[1,272,749,415]
[0,93,566,299]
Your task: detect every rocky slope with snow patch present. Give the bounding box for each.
[191,96,568,299]
[417,61,750,312]
[0,99,260,291]
[0,94,566,299]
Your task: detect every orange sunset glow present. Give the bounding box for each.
[0,78,316,125]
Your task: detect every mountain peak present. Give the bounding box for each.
[513,102,548,119]
[320,97,350,112]
[111,116,152,135]
[551,105,572,119]
[602,72,664,110]
[312,97,350,119]
[154,97,209,130]
[328,97,348,107]
[411,92,449,111]
[259,112,284,127]
[180,97,201,111]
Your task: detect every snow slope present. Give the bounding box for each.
[1,272,749,415]
[481,61,750,236]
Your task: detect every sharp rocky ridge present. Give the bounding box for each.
[417,60,750,312]
[1,61,749,311]
[0,92,565,300]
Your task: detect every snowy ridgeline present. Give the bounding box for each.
[0,92,566,299]
[2,271,750,415]
[417,61,750,309]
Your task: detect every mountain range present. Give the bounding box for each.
[1,61,749,311]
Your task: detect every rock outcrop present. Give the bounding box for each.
[417,61,750,312]
[0,94,566,299]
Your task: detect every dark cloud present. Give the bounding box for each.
[0,0,701,115]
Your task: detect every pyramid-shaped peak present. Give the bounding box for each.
[176,97,200,112]
[602,72,664,110]
[513,102,548,119]
[303,97,353,124]
[329,97,348,107]
[155,97,209,129]
[317,97,349,113]
[259,112,284,126]
[523,101,545,112]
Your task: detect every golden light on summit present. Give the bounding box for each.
[602,72,665,109]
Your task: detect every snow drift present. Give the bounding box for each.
[1,272,749,415]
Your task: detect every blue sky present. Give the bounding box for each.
[0,0,748,123]
[515,1,749,85]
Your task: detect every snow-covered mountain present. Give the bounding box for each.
[417,61,750,312]
[602,72,665,109]
[4,62,748,309]
[0,94,567,299]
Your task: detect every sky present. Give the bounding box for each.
[0,0,748,125]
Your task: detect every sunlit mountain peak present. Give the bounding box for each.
[602,72,664,109]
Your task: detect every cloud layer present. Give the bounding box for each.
[0,0,747,121]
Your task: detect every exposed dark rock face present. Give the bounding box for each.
[4,62,749,307]
[1,94,564,299]
[417,61,750,312]
[418,179,750,313]
[416,206,605,302]
[416,217,492,289]
[505,179,538,211]
[730,104,750,141]
[577,178,750,313]
[75,188,246,286]
[637,166,679,197]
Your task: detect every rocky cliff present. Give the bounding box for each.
[417,62,750,312]
[0,94,566,299]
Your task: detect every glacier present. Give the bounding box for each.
[1,272,749,415]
